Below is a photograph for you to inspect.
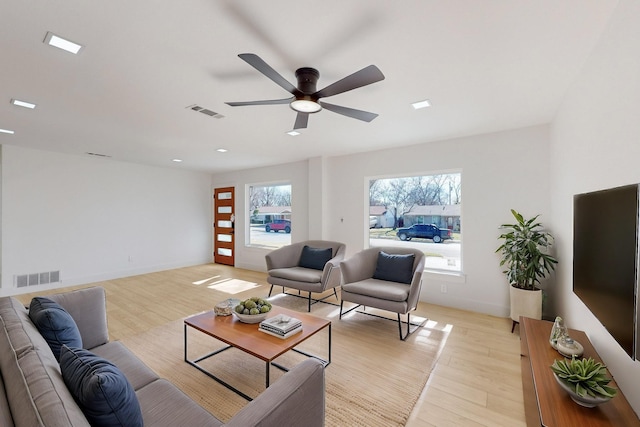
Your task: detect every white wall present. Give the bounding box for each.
[214,125,551,317]
[1,145,212,296]
[549,0,640,412]
[325,125,551,317]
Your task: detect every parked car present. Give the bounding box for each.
[396,224,452,243]
[265,219,291,233]
[369,216,378,228]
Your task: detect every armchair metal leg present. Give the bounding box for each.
[307,292,312,312]
[268,285,274,297]
[398,313,423,341]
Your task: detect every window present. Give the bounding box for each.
[248,183,292,249]
[368,173,461,272]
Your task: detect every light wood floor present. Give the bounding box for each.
[15,263,526,427]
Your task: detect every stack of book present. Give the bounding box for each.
[259,315,302,339]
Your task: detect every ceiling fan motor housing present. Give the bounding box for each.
[295,67,320,95]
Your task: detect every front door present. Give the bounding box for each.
[214,187,235,266]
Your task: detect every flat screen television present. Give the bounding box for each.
[573,184,639,359]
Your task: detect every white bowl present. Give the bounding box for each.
[232,311,269,324]
[553,373,612,407]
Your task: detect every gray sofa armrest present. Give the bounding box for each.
[47,286,109,349]
[224,358,325,427]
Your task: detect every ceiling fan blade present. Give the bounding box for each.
[226,97,294,107]
[293,112,309,130]
[238,53,302,96]
[314,65,385,99]
[319,101,379,122]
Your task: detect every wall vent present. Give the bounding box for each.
[186,104,224,119]
[14,270,61,287]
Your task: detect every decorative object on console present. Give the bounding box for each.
[556,336,584,358]
[550,357,617,408]
[496,209,558,332]
[549,316,568,349]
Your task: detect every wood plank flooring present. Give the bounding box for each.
[14,263,526,427]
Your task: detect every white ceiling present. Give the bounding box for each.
[0,0,619,173]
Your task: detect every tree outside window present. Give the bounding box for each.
[248,184,292,249]
[369,173,461,272]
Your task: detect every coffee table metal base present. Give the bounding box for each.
[184,323,331,401]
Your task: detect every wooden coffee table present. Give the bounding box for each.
[184,305,331,400]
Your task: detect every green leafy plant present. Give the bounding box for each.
[550,357,618,399]
[496,209,558,290]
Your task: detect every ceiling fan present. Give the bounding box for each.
[225,53,385,130]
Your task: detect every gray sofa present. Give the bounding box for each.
[0,286,325,427]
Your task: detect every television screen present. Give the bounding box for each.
[573,184,639,359]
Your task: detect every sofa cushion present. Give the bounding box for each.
[29,297,82,361]
[372,251,415,284]
[60,346,143,427]
[0,371,14,426]
[48,287,109,350]
[0,297,90,427]
[91,341,159,391]
[269,267,323,283]
[299,246,333,271]
[136,379,222,427]
[342,278,411,302]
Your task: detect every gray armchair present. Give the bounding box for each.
[266,240,346,311]
[339,247,426,340]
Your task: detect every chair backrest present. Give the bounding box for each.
[265,240,346,271]
[341,247,425,284]
[296,240,345,258]
[373,246,425,273]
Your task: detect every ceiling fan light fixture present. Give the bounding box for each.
[290,99,322,113]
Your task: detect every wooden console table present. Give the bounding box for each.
[520,316,640,426]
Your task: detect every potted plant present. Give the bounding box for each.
[496,209,558,331]
[550,357,617,407]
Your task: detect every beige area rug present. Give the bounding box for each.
[121,295,449,426]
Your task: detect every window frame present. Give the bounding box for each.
[246,182,292,250]
[366,170,462,274]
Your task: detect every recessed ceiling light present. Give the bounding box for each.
[44,31,83,54]
[11,99,37,109]
[0,128,15,135]
[287,131,300,136]
[172,159,183,162]
[216,148,228,153]
[412,99,431,110]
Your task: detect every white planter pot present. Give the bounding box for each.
[510,286,542,323]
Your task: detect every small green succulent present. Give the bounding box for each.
[550,357,617,399]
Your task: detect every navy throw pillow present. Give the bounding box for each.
[372,251,415,284]
[60,346,143,427]
[299,246,333,270]
[29,297,82,361]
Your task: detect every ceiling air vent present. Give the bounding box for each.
[187,104,224,119]
[86,152,112,158]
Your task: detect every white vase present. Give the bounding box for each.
[510,286,542,323]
